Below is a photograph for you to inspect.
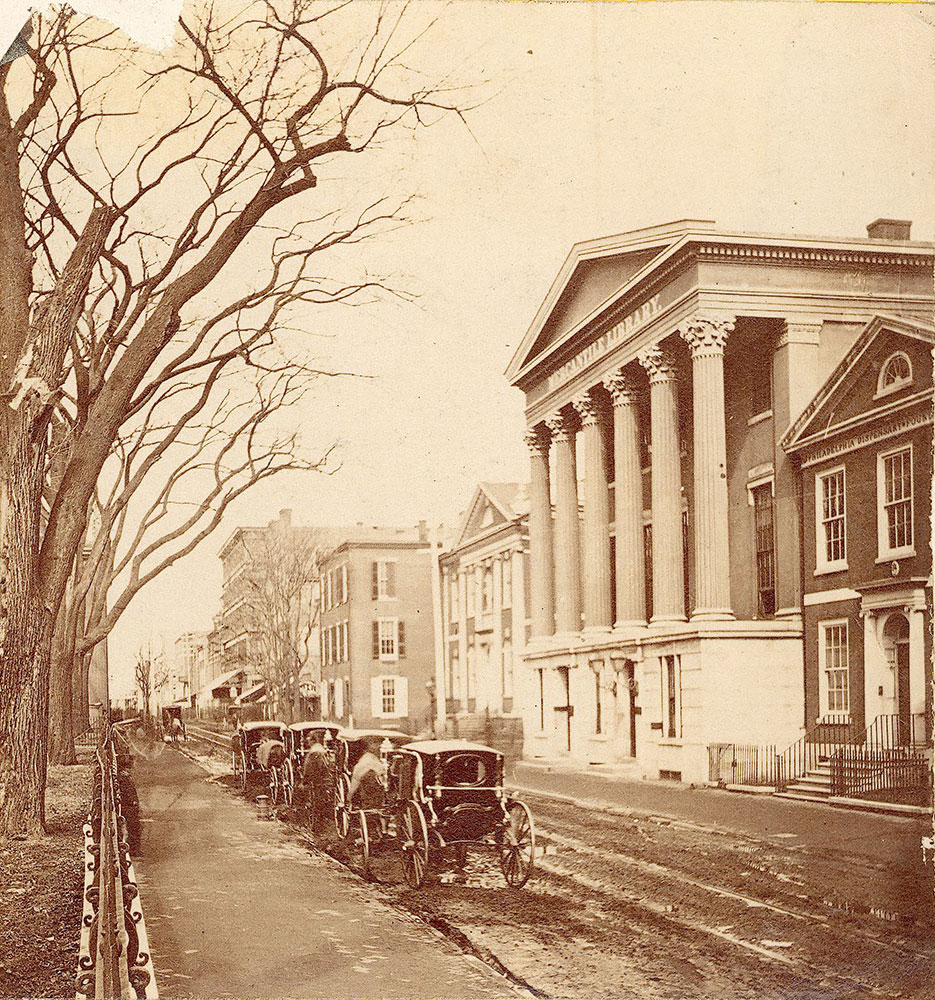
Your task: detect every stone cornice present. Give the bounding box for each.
[797,405,932,468]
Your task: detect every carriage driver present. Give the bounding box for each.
[348,735,388,810]
[301,730,331,831]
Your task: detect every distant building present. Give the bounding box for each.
[318,523,435,732]
[214,509,352,720]
[438,484,529,754]
[783,315,933,749]
[175,631,210,709]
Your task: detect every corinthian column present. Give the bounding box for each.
[637,344,685,623]
[546,410,582,636]
[572,390,612,633]
[681,317,734,620]
[603,368,646,628]
[525,426,555,638]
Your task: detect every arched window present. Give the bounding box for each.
[877,351,913,397]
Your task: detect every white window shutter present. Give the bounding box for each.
[371,677,383,718]
[335,677,343,717]
[396,676,408,718]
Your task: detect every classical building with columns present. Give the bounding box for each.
[437,483,528,755]
[505,217,934,783]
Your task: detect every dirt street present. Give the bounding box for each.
[186,733,935,1000]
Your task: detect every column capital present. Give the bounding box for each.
[637,344,679,385]
[679,316,734,357]
[545,411,577,443]
[571,390,604,427]
[777,320,822,348]
[524,425,550,457]
[603,367,640,405]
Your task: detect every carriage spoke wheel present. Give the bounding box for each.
[498,801,535,888]
[356,810,372,880]
[238,754,248,793]
[232,752,240,785]
[396,801,429,890]
[283,761,294,807]
[333,775,351,838]
[269,767,279,806]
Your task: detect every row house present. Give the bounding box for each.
[504,216,933,784]
[438,483,529,753]
[318,524,436,732]
[783,314,932,755]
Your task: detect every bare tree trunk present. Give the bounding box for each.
[0,417,53,836]
[48,601,76,765]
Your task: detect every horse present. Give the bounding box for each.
[301,742,331,831]
[168,716,184,746]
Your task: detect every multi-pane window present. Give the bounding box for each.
[820,622,849,715]
[381,677,395,715]
[372,560,396,600]
[593,666,603,735]
[376,618,397,659]
[664,655,679,739]
[501,628,513,700]
[501,556,513,608]
[448,644,460,701]
[881,447,913,554]
[877,352,912,396]
[818,468,846,568]
[449,573,460,622]
[753,483,776,617]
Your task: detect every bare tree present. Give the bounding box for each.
[134,643,170,727]
[0,1,472,834]
[239,525,323,722]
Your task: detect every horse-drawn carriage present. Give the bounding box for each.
[350,739,536,889]
[331,729,411,837]
[231,721,294,805]
[160,705,187,744]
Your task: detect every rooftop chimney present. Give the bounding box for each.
[278,508,292,529]
[866,218,911,241]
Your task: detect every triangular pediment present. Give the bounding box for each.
[455,483,525,547]
[505,219,716,383]
[783,314,934,452]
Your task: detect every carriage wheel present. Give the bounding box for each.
[238,753,248,792]
[232,752,240,784]
[333,775,351,838]
[396,800,429,890]
[498,801,535,888]
[357,810,372,880]
[269,767,280,805]
[282,760,295,807]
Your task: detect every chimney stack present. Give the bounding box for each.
[278,508,292,530]
[866,218,912,241]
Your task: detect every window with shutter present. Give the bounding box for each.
[371,561,379,599]
[397,620,406,658]
[372,620,380,658]
[396,676,409,717]
[341,564,348,603]
[370,676,383,718]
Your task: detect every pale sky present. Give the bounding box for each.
[34,1,930,696]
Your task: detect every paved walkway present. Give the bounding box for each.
[133,747,519,1000]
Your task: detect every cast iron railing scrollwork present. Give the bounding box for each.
[75,725,158,1000]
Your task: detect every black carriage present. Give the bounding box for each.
[352,739,535,890]
[160,705,187,743]
[288,722,341,813]
[230,721,294,805]
[331,729,411,837]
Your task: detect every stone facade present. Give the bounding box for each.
[505,218,934,783]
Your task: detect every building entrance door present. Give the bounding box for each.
[552,666,573,752]
[613,661,637,758]
[883,612,912,743]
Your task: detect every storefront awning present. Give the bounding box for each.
[235,682,266,705]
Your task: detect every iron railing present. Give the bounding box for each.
[707,743,781,787]
[76,727,157,1000]
[830,714,931,798]
[775,715,855,791]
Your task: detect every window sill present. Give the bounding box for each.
[876,549,915,564]
[873,382,912,401]
[814,562,848,577]
[747,409,773,427]
[658,739,683,747]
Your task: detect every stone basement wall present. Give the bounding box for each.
[444,713,524,763]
